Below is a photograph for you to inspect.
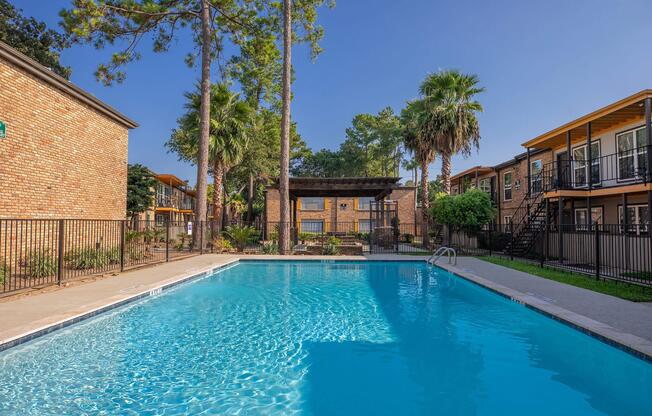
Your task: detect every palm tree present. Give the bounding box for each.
[169,84,251,233]
[419,70,484,193]
[402,100,436,248]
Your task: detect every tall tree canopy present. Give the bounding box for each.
[126,164,156,219]
[167,84,252,231]
[417,70,484,193]
[0,0,70,78]
[292,107,403,178]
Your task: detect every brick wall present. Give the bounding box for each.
[0,58,130,220]
[496,150,553,222]
[264,187,417,229]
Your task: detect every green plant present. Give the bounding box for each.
[211,237,233,253]
[262,241,279,254]
[65,247,120,270]
[322,243,340,255]
[125,230,142,243]
[23,250,57,278]
[225,225,258,251]
[326,236,341,246]
[402,233,415,243]
[431,189,495,227]
[298,232,316,243]
[0,263,7,284]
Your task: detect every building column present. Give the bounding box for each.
[586,122,592,190]
[646,97,652,183]
[526,147,531,195]
[566,131,572,188]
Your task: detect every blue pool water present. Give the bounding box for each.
[0,261,650,415]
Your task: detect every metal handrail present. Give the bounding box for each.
[428,246,457,266]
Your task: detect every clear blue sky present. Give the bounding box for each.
[13,0,652,185]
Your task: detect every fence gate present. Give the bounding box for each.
[368,200,399,253]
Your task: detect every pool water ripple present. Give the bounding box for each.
[0,261,650,415]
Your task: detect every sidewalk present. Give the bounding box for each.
[436,257,652,358]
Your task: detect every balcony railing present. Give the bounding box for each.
[538,145,651,192]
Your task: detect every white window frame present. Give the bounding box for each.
[616,126,649,182]
[478,177,491,194]
[358,219,374,233]
[618,204,649,235]
[574,207,603,231]
[530,160,543,193]
[504,215,513,225]
[572,141,601,188]
[503,171,513,201]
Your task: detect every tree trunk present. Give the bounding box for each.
[212,160,224,236]
[441,151,452,194]
[278,0,292,254]
[420,159,430,248]
[246,173,254,223]
[194,0,211,249]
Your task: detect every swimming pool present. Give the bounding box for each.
[0,261,650,415]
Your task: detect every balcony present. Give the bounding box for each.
[539,145,651,193]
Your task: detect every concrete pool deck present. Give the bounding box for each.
[436,257,652,360]
[0,254,650,361]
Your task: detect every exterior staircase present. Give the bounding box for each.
[504,171,554,257]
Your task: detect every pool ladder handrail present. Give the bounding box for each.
[428,246,457,266]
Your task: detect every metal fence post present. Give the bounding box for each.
[509,222,514,261]
[120,220,125,272]
[57,219,65,285]
[165,220,170,262]
[200,221,204,255]
[488,224,493,256]
[595,223,600,279]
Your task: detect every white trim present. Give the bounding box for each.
[503,171,513,201]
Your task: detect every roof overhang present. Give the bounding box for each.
[270,177,402,198]
[451,166,494,181]
[0,41,138,129]
[156,174,187,188]
[522,89,652,150]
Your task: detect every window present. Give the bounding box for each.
[572,141,601,187]
[300,197,324,211]
[357,197,375,211]
[619,204,649,234]
[301,220,324,233]
[358,219,375,233]
[478,178,491,194]
[504,215,513,225]
[574,207,603,231]
[530,160,542,193]
[503,171,513,201]
[617,127,649,181]
[157,183,172,206]
[155,214,167,226]
[451,185,459,195]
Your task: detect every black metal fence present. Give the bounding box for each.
[0,219,432,295]
[439,223,652,286]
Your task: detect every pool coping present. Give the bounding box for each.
[1,256,650,364]
[0,258,243,352]
[434,262,652,363]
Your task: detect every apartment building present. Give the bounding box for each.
[0,41,137,219]
[138,173,196,225]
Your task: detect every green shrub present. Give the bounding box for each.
[326,236,341,246]
[224,225,258,251]
[262,241,279,254]
[211,237,233,253]
[322,243,340,255]
[431,189,496,227]
[299,232,316,243]
[23,250,57,278]
[0,263,6,284]
[65,247,120,270]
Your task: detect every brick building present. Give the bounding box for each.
[0,41,137,220]
[136,173,196,225]
[265,177,417,235]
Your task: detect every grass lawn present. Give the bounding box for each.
[477,256,652,302]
